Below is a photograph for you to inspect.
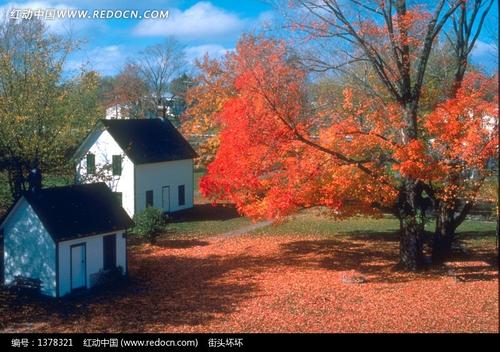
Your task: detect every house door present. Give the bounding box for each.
[162,186,170,212]
[71,244,86,290]
[103,234,117,270]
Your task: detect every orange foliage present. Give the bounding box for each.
[424,72,498,204]
[199,36,497,221]
[200,36,398,220]
[181,55,235,167]
[393,140,440,181]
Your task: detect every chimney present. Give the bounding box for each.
[27,167,42,193]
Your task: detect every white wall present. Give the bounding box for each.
[58,230,126,297]
[76,130,135,217]
[2,199,56,297]
[75,130,195,217]
[135,158,194,214]
[106,105,127,119]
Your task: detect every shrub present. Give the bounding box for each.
[93,266,125,290]
[10,276,42,296]
[132,207,167,244]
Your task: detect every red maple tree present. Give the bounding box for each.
[194,0,496,271]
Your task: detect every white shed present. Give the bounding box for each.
[0,183,134,297]
[73,118,198,217]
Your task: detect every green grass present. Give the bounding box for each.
[455,219,498,247]
[250,211,497,244]
[129,212,252,243]
[42,175,73,188]
[251,213,400,238]
[167,216,253,238]
[455,219,497,234]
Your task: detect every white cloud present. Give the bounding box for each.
[472,40,497,59]
[133,1,247,40]
[66,45,126,76]
[471,40,498,71]
[255,10,275,28]
[184,44,232,63]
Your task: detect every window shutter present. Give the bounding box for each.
[146,190,154,207]
[86,154,95,175]
[178,185,185,206]
[112,155,122,176]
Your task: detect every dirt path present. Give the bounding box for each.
[209,220,274,241]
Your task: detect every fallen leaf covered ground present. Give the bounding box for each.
[0,233,497,333]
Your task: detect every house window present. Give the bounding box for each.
[86,153,95,175]
[112,155,122,176]
[178,185,185,206]
[113,192,122,206]
[146,190,154,207]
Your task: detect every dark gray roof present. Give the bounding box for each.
[22,183,134,242]
[101,119,198,164]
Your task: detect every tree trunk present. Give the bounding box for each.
[432,200,473,263]
[9,160,27,200]
[397,178,425,271]
[396,100,425,271]
[399,216,424,271]
[432,203,455,263]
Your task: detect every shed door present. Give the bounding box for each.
[103,234,117,270]
[71,244,86,290]
[162,186,170,212]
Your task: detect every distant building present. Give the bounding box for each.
[105,104,129,120]
[105,95,186,126]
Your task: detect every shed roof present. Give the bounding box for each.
[100,119,198,164]
[19,183,134,242]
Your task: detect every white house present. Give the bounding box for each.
[73,119,198,217]
[0,183,134,297]
[105,104,129,120]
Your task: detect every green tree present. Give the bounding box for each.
[0,18,102,199]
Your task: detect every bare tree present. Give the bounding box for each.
[136,37,186,119]
[103,63,149,119]
[446,0,495,91]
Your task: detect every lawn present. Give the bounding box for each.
[0,210,497,333]
[250,211,497,247]
[165,204,253,239]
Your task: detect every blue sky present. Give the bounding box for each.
[0,0,497,76]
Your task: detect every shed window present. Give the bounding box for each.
[86,153,95,175]
[178,185,185,206]
[146,190,154,207]
[112,155,122,176]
